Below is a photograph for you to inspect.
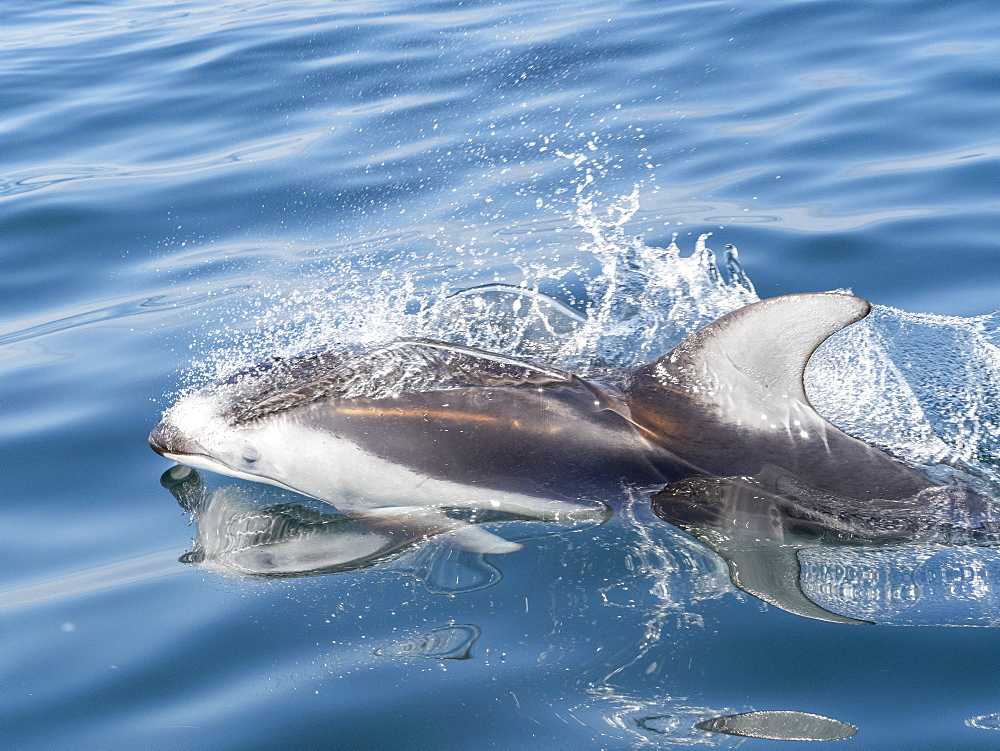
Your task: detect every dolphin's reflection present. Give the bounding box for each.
[651,471,1000,625]
[165,458,1000,623]
[160,465,602,592]
[164,465,423,578]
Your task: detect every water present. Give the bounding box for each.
[2,0,998,748]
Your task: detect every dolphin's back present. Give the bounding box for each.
[257,339,673,497]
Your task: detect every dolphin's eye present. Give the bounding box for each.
[242,444,260,466]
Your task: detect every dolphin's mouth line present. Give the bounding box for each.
[159,449,210,464]
[148,422,322,502]
[154,447,317,501]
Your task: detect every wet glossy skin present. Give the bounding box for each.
[150,294,934,520]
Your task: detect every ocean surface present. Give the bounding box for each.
[2,0,999,749]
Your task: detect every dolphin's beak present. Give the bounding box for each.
[148,421,203,459]
[148,422,173,455]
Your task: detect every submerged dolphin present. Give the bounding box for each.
[150,293,938,562]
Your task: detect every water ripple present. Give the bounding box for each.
[846,141,1000,177]
[0,291,220,347]
[0,550,183,611]
[0,133,324,200]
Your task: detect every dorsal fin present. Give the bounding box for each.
[638,293,870,407]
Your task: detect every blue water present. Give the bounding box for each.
[3,0,999,748]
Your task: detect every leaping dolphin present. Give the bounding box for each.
[150,293,939,568]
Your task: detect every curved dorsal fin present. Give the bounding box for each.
[639,293,870,407]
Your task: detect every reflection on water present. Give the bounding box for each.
[163,466,592,594]
[966,712,1000,731]
[164,465,425,579]
[161,458,1000,744]
[652,473,1000,626]
[801,546,1000,627]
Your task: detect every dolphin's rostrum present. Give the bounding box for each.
[153,293,987,621]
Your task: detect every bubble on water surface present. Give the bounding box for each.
[799,545,1000,627]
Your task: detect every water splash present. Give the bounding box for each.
[556,179,755,368]
[806,305,1000,489]
[179,175,998,491]
[185,195,756,385]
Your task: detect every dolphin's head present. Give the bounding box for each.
[149,389,281,487]
[150,375,324,499]
[150,353,349,497]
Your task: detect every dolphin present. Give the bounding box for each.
[150,293,939,564]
